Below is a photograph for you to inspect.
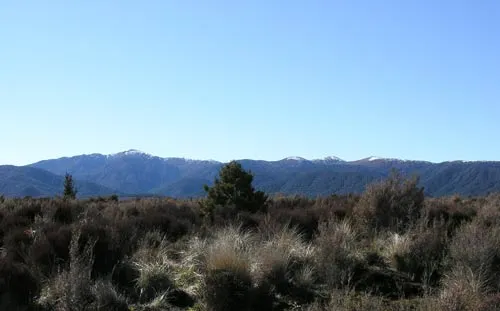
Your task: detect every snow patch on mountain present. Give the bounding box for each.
[313,156,345,162]
[356,156,429,163]
[108,149,154,158]
[282,156,307,161]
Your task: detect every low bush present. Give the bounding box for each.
[382,222,448,286]
[447,219,500,290]
[438,266,487,311]
[353,171,425,233]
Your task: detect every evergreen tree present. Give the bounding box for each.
[63,173,77,199]
[201,161,268,219]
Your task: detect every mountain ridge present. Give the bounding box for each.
[2,150,500,198]
[32,149,484,165]
[0,165,121,198]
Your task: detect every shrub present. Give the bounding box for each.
[52,204,75,224]
[77,220,125,278]
[382,222,448,286]
[0,260,39,310]
[264,207,321,241]
[438,266,487,311]
[475,200,500,227]
[42,224,73,266]
[127,203,198,242]
[353,171,424,233]
[37,228,96,310]
[447,219,500,290]
[423,197,476,236]
[12,200,42,221]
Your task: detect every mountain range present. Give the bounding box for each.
[2,149,500,198]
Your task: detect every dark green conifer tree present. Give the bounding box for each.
[201,161,267,219]
[63,173,77,199]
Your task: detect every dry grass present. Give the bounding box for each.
[447,219,500,290]
[91,280,129,311]
[381,232,412,268]
[254,225,314,276]
[204,225,254,274]
[37,227,96,310]
[438,266,488,311]
[314,219,365,289]
[380,222,447,286]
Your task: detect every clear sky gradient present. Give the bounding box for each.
[1,1,499,165]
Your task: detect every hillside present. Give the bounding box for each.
[0,165,120,198]
[19,150,500,198]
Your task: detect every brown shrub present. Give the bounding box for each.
[423,197,476,236]
[438,266,487,311]
[353,171,424,233]
[447,219,500,290]
[383,221,448,286]
[0,259,40,310]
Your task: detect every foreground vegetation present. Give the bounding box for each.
[1,163,500,310]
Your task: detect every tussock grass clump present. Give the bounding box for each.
[204,225,254,273]
[131,231,176,303]
[134,260,173,303]
[438,266,488,311]
[381,232,412,267]
[202,225,254,311]
[254,225,317,304]
[91,280,129,311]
[314,219,365,289]
[381,222,448,285]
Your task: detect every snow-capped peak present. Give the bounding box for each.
[313,156,344,162]
[358,156,415,162]
[122,149,144,155]
[283,156,307,161]
[109,149,153,157]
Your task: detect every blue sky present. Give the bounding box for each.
[1,1,499,165]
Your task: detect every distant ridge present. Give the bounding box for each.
[38,149,490,165]
[0,149,492,199]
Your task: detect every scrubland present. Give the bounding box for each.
[1,172,500,311]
